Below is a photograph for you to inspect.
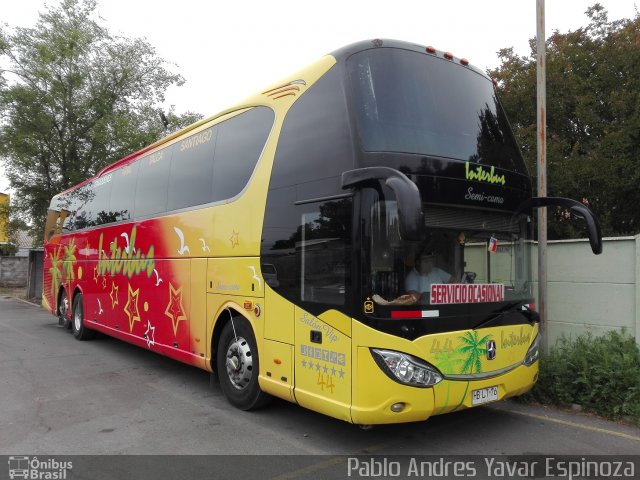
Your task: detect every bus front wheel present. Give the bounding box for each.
[217,316,269,410]
[72,293,95,341]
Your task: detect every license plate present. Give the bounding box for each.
[472,386,499,405]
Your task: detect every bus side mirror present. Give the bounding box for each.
[341,167,424,242]
[519,197,603,255]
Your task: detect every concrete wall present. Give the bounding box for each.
[460,235,638,347]
[0,256,28,287]
[534,235,639,347]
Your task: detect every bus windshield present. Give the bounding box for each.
[366,198,534,311]
[347,47,523,170]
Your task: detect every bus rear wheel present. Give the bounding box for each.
[58,290,71,329]
[72,293,95,341]
[216,316,269,410]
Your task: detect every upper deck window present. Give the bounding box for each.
[47,107,274,233]
[347,48,524,172]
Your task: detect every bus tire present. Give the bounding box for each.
[216,316,270,410]
[72,293,95,341]
[58,289,71,329]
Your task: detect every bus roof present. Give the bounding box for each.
[54,39,488,200]
[330,39,488,79]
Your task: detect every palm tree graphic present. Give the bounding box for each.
[49,247,63,297]
[433,349,464,415]
[63,239,77,284]
[457,331,491,374]
[438,331,494,413]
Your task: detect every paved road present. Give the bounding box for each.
[1,295,639,460]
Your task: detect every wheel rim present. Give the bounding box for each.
[225,336,253,390]
[74,302,82,332]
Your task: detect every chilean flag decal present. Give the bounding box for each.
[488,235,498,253]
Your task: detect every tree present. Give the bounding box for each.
[489,4,640,237]
[0,0,203,243]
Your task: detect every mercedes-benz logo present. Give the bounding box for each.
[486,340,497,360]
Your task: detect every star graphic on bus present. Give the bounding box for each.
[229,230,239,248]
[124,284,141,332]
[164,283,187,336]
[110,282,119,309]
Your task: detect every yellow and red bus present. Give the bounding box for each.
[43,40,602,425]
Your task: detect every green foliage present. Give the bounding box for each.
[522,331,640,423]
[0,199,30,251]
[0,0,203,243]
[0,243,18,256]
[489,4,640,237]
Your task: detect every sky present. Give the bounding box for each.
[0,0,638,195]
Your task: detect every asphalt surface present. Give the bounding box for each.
[1,295,638,463]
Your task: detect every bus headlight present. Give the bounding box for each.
[523,334,540,366]
[371,348,443,387]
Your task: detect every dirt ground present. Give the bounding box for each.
[0,285,34,302]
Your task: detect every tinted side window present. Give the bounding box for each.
[52,183,93,231]
[299,199,351,306]
[52,193,78,233]
[211,107,274,202]
[262,66,355,316]
[261,193,351,312]
[168,127,216,211]
[49,173,114,231]
[110,161,139,223]
[72,183,95,230]
[269,66,353,189]
[135,148,171,218]
[91,174,113,226]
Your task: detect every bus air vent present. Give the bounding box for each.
[262,80,307,100]
[425,205,519,233]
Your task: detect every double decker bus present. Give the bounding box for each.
[43,39,601,425]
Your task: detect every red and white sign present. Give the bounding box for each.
[391,310,440,319]
[430,283,504,305]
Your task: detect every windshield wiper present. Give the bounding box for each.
[471,302,533,330]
